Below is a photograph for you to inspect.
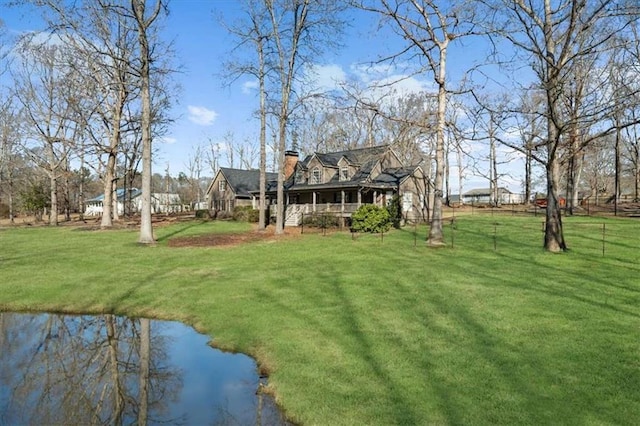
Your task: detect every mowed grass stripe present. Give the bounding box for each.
[1,215,638,425]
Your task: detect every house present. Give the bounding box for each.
[85,188,141,216]
[270,146,429,225]
[85,188,182,216]
[205,168,278,213]
[140,193,183,214]
[462,187,524,205]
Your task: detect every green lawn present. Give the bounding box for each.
[1,215,639,425]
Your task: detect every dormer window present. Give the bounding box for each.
[311,168,321,184]
[340,166,349,181]
[295,169,304,183]
[219,180,226,192]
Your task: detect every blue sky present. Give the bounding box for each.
[2,0,528,193]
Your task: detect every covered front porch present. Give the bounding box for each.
[270,186,396,226]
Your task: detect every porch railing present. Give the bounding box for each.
[270,202,362,215]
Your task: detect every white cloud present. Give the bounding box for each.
[241,79,258,94]
[306,63,347,92]
[349,63,399,83]
[158,136,177,145]
[187,105,218,126]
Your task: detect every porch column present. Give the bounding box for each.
[374,190,378,206]
[341,190,345,213]
[357,190,362,207]
[312,191,317,212]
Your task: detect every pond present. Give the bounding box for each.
[0,312,289,425]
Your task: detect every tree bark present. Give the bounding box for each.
[544,157,566,252]
[132,0,162,244]
[138,318,150,425]
[427,47,447,246]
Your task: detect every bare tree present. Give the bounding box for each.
[486,0,640,251]
[465,94,519,207]
[357,0,480,246]
[0,98,23,223]
[24,0,139,228]
[12,38,81,226]
[265,0,346,235]
[223,0,273,229]
[184,144,204,206]
[514,89,546,204]
[131,0,166,244]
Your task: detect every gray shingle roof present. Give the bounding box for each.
[371,167,414,185]
[221,168,278,197]
[300,145,389,168]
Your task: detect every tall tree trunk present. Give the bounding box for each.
[101,153,117,227]
[545,157,566,251]
[525,142,532,204]
[133,0,161,244]
[490,120,498,207]
[542,0,566,251]
[427,49,447,246]
[106,315,124,425]
[138,318,150,425]
[614,124,620,215]
[444,135,450,205]
[49,173,58,226]
[9,173,14,224]
[258,39,267,230]
[456,143,464,205]
[275,120,286,234]
[78,154,85,221]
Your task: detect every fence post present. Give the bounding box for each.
[602,223,606,257]
[414,222,417,248]
[451,218,455,249]
[301,213,304,234]
[493,222,497,251]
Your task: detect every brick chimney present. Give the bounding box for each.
[284,150,299,180]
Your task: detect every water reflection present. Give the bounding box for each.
[0,312,288,425]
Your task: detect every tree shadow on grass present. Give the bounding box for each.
[155,222,201,243]
[252,269,421,424]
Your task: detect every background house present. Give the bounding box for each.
[85,188,182,216]
[462,187,524,205]
[206,168,278,213]
[85,188,141,217]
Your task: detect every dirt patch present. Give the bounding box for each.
[167,226,301,248]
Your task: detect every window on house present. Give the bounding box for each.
[402,193,413,211]
[295,169,304,183]
[312,168,321,184]
[339,167,349,181]
[219,181,226,192]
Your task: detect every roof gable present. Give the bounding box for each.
[220,168,278,197]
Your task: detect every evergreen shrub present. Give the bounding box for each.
[350,204,391,233]
[233,205,259,222]
[302,213,340,228]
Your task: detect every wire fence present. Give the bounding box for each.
[299,208,640,261]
